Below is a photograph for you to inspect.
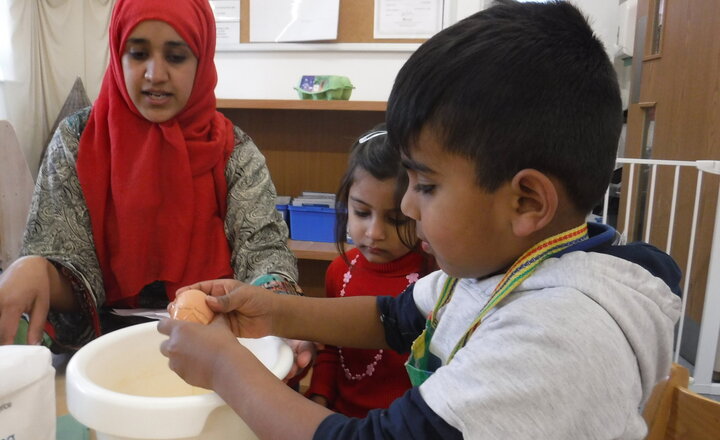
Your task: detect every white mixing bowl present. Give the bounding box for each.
[66,321,292,440]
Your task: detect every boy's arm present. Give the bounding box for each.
[315,388,462,439]
[158,316,333,439]
[272,295,389,349]
[377,285,427,353]
[158,310,461,440]
[192,280,425,355]
[202,282,390,349]
[270,282,427,349]
[217,357,462,440]
[212,340,333,439]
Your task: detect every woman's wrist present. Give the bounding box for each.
[41,257,78,312]
[251,273,303,296]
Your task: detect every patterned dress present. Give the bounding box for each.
[21,107,297,350]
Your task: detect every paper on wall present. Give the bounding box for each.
[250,0,340,42]
[211,0,241,45]
[216,21,241,45]
[374,0,444,39]
[211,0,240,20]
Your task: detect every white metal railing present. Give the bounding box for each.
[594,158,720,395]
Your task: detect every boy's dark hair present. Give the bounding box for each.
[387,0,622,214]
[335,123,417,260]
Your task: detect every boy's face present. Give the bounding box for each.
[401,129,520,279]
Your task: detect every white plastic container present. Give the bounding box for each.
[0,345,55,440]
[66,321,292,440]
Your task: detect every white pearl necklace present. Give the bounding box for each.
[338,254,419,381]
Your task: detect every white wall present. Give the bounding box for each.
[214,0,623,102]
[574,0,622,57]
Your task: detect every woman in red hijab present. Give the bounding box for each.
[0,0,298,351]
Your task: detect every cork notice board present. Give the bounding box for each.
[239,0,427,44]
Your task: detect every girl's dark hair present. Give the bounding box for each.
[334,123,418,262]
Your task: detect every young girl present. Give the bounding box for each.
[306,124,430,417]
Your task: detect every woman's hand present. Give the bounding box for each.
[158,315,246,390]
[0,256,62,345]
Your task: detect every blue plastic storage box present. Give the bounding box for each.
[288,205,336,243]
[276,196,292,231]
[276,204,289,224]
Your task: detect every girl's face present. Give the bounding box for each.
[347,168,414,264]
[122,20,198,123]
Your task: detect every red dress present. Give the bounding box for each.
[306,248,425,417]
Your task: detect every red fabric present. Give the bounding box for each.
[76,0,234,305]
[307,248,426,417]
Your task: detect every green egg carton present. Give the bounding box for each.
[294,75,354,100]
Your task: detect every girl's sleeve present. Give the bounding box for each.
[21,108,103,350]
[224,127,299,287]
[306,345,340,404]
[305,260,345,402]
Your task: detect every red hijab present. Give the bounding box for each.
[77,0,235,305]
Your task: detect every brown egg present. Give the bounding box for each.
[168,289,215,325]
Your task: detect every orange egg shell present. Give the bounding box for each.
[169,289,214,325]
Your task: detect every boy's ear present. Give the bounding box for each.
[508,169,558,238]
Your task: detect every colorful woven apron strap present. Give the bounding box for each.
[405,277,458,386]
[405,223,589,387]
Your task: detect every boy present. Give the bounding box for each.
[158,1,681,438]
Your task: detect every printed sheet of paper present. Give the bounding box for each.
[211,0,241,45]
[250,0,340,42]
[374,0,444,39]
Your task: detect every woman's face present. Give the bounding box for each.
[122,20,198,123]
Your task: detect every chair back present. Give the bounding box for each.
[643,363,720,439]
[0,120,34,270]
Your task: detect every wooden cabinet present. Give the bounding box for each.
[217,99,385,296]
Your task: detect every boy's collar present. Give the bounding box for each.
[476,222,617,281]
[555,222,617,257]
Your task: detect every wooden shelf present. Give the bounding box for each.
[287,239,355,261]
[217,99,378,295]
[217,99,386,197]
[217,99,386,112]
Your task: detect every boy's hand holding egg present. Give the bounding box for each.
[168,289,215,325]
